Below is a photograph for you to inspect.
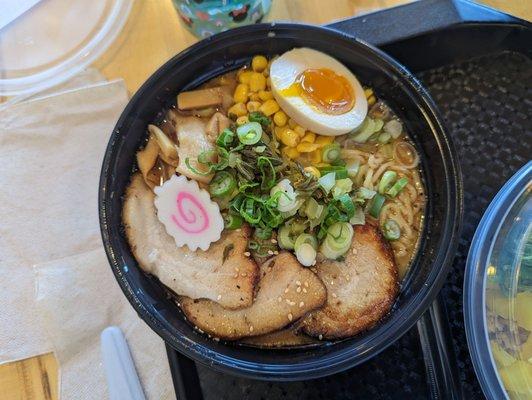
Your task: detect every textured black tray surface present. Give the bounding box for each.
[191,49,532,400]
[419,50,532,398]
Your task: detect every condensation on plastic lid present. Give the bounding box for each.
[0,0,132,97]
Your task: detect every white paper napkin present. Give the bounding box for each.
[0,76,175,399]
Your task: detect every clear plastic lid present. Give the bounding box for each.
[465,161,532,399]
[0,0,132,97]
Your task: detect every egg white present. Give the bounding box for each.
[270,47,368,136]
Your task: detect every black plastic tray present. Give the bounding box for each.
[166,1,532,398]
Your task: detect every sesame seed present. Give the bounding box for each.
[285,299,291,305]
[249,326,254,332]
[236,228,241,232]
[241,272,247,277]
[346,275,350,281]
[290,301,296,306]
[296,280,301,286]
[288,313,293,321]
[244,251,251,257]
[217,294,222,300]
[273,250,279,255]
[299,301,304,308]
[234,267,239,272]
[304,281,309,287]
[332,293,337,298]
[267,250,274,255]
[318,334,323,340]
[303,288,307,293]
[233,273,238,278]
[278,296,282,302]
[296,287,301,293]
[330,281,334,285]
[271,239,277,244]
[284,288,289,293]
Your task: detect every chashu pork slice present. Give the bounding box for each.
[301,224,399,339]
[123,173,258,309]
[179,252,327,340]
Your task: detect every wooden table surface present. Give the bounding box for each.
[1,0,529,398]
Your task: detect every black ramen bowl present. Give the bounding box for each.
[99,23,462,380]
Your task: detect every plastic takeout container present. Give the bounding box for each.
[99,23,462,380]
[465,161,532,399]
[0,0,132,97]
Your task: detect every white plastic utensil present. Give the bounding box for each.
[101,326,146,400]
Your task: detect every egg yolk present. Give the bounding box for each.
[281,68,354,115]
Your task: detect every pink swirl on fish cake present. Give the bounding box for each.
[171,191,210,234]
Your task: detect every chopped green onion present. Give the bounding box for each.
[349,206,365,225]
[321,143,341,163]
[254,226,273,240]
[239,198,262,224]
[294,233,318,251]
[356,187,377,200]
[378,132,392,144]
[237,122,263,145]
[216,128,235,148]
[318,172,336,193]
[373,119,384,132]
[184,157,214,176]
[320,222,353,259]
[336,193,355,219]
[296,243,316,267]
[257,156,276,190]
[304,198,324,219]
[278,224,296,250]
[386,177,409,197]
[351,118,376,143]
[347,160,360,178]
[248,111,271,126]
[332,178,353,198]
[378,171,397,194]
[369,193,386,218]
[197,149,217,165]
[318,166,348,179]
[382,219,401,240]
[224,213,243,229]
[254,145,266,153]
[209,171,236,197]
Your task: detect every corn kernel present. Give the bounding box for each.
[238,70,253,84]
[304,166,321,178]
[288,118,297,129]
[297,142,320,153]
[262,68,269,77]
[258,90,274,101]
[315,135,335,146]
[280,129,300,147]
[228,102,247,118]
[236,116,249,126]
[294,125,306,138]
[368,95,376,106]
[282,146,300,160]
[310,149,322,164]
[273,111,287,127]
[274,126,287,139]
[301,132,316,143]
[251,55,268,72]
[249,92,261,102]
[233,83,249,104]
[249,72,267,92]
[364,88,374,99]
[246,101,261,112]
[259,99,280,116]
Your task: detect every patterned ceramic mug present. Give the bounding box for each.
[173,0,272,38]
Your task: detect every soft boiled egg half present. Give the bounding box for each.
[270,48,368,136]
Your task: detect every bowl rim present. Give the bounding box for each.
[99,22,463,380]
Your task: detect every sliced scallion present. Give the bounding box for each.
[321,143,341,163]
[369,193,386,218]
[216,128,235,148]
[278,224,296,250]
[296,243,316,267]
[318,172,336,193]
[209,171,236,197]
[378,171,397,194]
[224,213,243,229]
[382,219,401,240]
[237,122,263,145]
[386,177,409,197]
[294,233,318,251]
